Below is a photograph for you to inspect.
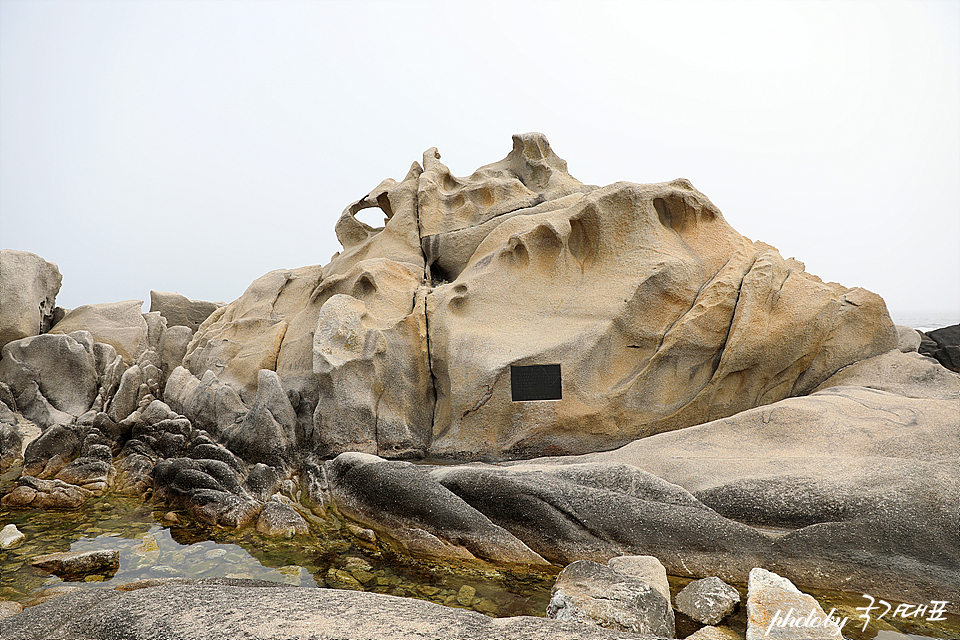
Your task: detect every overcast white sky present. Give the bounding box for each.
[2,0,958,326]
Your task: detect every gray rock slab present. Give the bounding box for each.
[547,559,675,637]
[0,583,667,640]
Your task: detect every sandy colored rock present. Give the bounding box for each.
[0,600,24,620]
[746,568,843,640]
[49,300,148,363]
[149,290,220,332]
[687,626,742,640]
[256,496,309,537]
[177,133,897,461]
[0,250,61,350]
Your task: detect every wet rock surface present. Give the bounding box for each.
[29,549,120,581]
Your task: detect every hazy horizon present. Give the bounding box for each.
[2,0,958,327]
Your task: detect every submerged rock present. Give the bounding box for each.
[29,549,120,581]
[256,496,309,538]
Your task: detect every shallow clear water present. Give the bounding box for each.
[0,494,556,618]
[1,494,957,639]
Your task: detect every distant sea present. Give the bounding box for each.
[889,314,959,333]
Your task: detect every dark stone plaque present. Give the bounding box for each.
[511,364,562,401]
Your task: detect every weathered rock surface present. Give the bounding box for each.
[1,476,92,509]
[256,495,310,537]
[29,549,120,580]
[0,600,24,620]
[0,249,61,350]
[567,371,959,606]
[686,626,742,640]
[895,324,921,352]
[0,583,664,640]
[179,133,898,461]
[745,568,842,640]
[149,290,220,332]
[222,369,296,468]
[0,402,26,472]
[0,333,98,428]
[48,300,148,364]
[675,577,741,625]
[152,455,260,528]
[546,557,675,637]
[315,452,548,565]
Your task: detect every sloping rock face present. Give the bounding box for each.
[48,300,149,364]
[0,250,62,351]
[174,133,897,460]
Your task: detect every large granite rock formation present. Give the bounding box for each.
[0,250,62,350]
[0,134,955,619]
[170,133,898,461]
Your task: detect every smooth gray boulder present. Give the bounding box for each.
[430,461,770,571]
[546,558,675,637]
[316,452,549,565]
[150,290,220,332]
[0,249,61,350]
[675,577,740,625]
[0,333,98,427]
[0,583,664,640]
[895,325,922,353]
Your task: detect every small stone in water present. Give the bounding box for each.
[161,512,180,525]
[457,584,476,606]
[0,524,26,550]
[205,549,227,559]
[474,598,498,615]
[83,575,105,582]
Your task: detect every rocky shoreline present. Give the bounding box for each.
[1,134,958,637]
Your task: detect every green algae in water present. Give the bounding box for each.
[0,494,556,618]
